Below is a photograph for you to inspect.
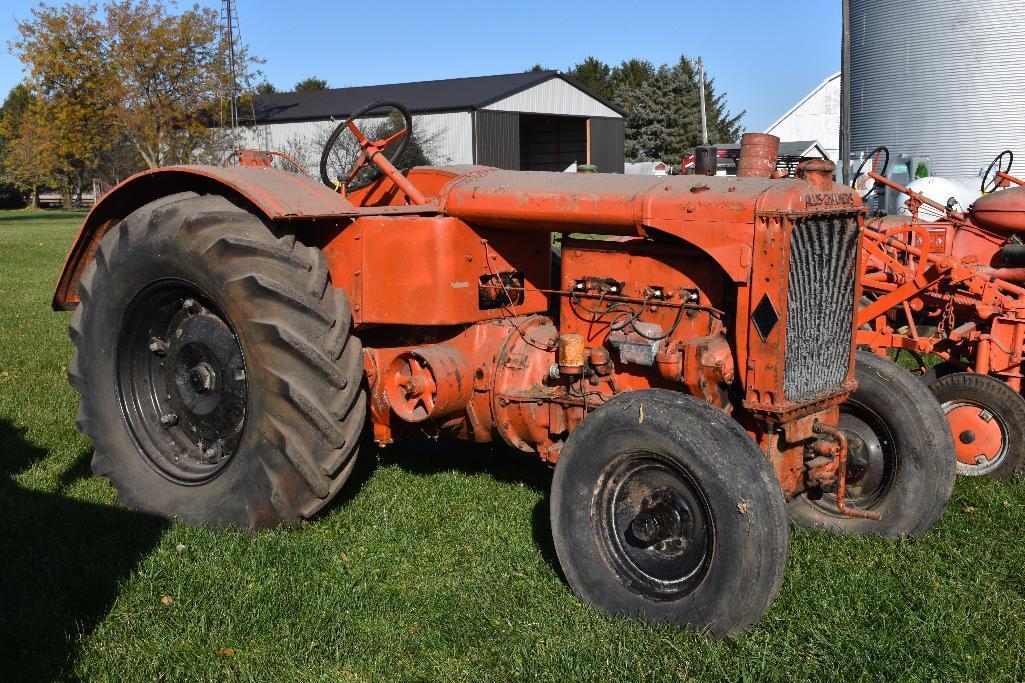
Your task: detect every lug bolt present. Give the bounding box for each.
[203,443,222,462]
[159,412,178,427]
[148,337,168,356]
[183,298,201,315]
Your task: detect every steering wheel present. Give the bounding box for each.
[852,146,890,202]
[981,150,1014,194]
[320,100,413,193]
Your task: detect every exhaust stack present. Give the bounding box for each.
[737,133,780,178]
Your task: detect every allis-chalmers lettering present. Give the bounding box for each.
[804,192,857,208]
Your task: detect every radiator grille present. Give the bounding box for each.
[783,215,860,402]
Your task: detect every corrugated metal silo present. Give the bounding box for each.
[849,0,1025,177]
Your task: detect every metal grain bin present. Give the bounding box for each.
[849,0,1025,177]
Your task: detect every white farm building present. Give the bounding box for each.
[241,71,626,174]
[764,71,841,163]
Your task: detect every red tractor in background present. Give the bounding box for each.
[54,109,955,635]
[855,147,1025,480]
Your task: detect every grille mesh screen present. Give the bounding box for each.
[783,215,859,402]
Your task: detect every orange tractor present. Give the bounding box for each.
[55,112,954,634]
[855,148,1025,480]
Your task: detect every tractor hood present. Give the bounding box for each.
[431,167,862,282]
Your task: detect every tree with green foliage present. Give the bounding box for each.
[560,54,743,166]
[625,57,742,165]
[294,77,329,92]
[566,57,613,99]
[0,84,34,207]
[254,80,277,95]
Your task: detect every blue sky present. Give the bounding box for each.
[0,0,839,132]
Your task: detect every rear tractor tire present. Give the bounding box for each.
[68,192,367,529]
[789,350,956,537]
[927,372,1025,480]
[550,389,790,636]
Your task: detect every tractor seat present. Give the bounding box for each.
[970,186,1025,234]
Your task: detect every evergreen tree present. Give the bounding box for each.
[560,54,742,166]
[567,57,613,99]
[609,58,655,114]
[254,80,277,95]
[624,56,742,166]
[294,76,329,91]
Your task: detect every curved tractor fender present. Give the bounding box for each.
[53,165,356,310]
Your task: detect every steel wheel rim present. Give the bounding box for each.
[116,279,248,484]
[942,399,1009,476]
[811,401,896,515]
[591,451,713,601]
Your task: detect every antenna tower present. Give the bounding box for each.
[219,0,259,145]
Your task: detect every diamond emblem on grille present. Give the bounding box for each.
[752,294,779,342]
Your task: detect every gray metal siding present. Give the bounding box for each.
[589,117,625,173]
[475,110,520,169]
[849,0,1025,177]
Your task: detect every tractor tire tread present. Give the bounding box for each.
[69,192,366,529]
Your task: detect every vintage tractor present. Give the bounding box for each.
[855,147,1025,479]
[55,113,955,635]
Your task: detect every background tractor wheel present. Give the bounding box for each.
[68,192,366,529]
[789,350,956,537]
[926,372,1025,480]
[550,389,789,637]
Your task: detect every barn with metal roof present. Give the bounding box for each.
[242,70,626,174]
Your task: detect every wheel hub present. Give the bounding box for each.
[809,404,895,515]
[628,489,691,555]
[117,281,248,484]
[592,453,711,601]
[188,362,216,394]
[943,401,1007,474]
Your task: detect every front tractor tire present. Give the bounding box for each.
[68,192,366,529]
[550,390,790,636]
[789,350,956,537]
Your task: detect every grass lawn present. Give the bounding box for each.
[1,207,1024,682]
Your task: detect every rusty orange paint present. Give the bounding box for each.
[945,403,1005,467]
[857,171,1025,408]
[54,129,871,509]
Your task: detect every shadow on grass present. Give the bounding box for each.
[327,436,565,580]
[0,419,167,682]
[0,209,86,224]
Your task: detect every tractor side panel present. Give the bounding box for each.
[321,216,551,326]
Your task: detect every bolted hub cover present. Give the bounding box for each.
[117,280,248,484]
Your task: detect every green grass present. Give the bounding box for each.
[2,208,1024,682]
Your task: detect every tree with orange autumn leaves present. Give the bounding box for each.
[3,1,260,206]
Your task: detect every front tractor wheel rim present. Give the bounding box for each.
[117,280,248,484]
[591,451,713,601]
[943,400,1008,476]
[812,402,896,515]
